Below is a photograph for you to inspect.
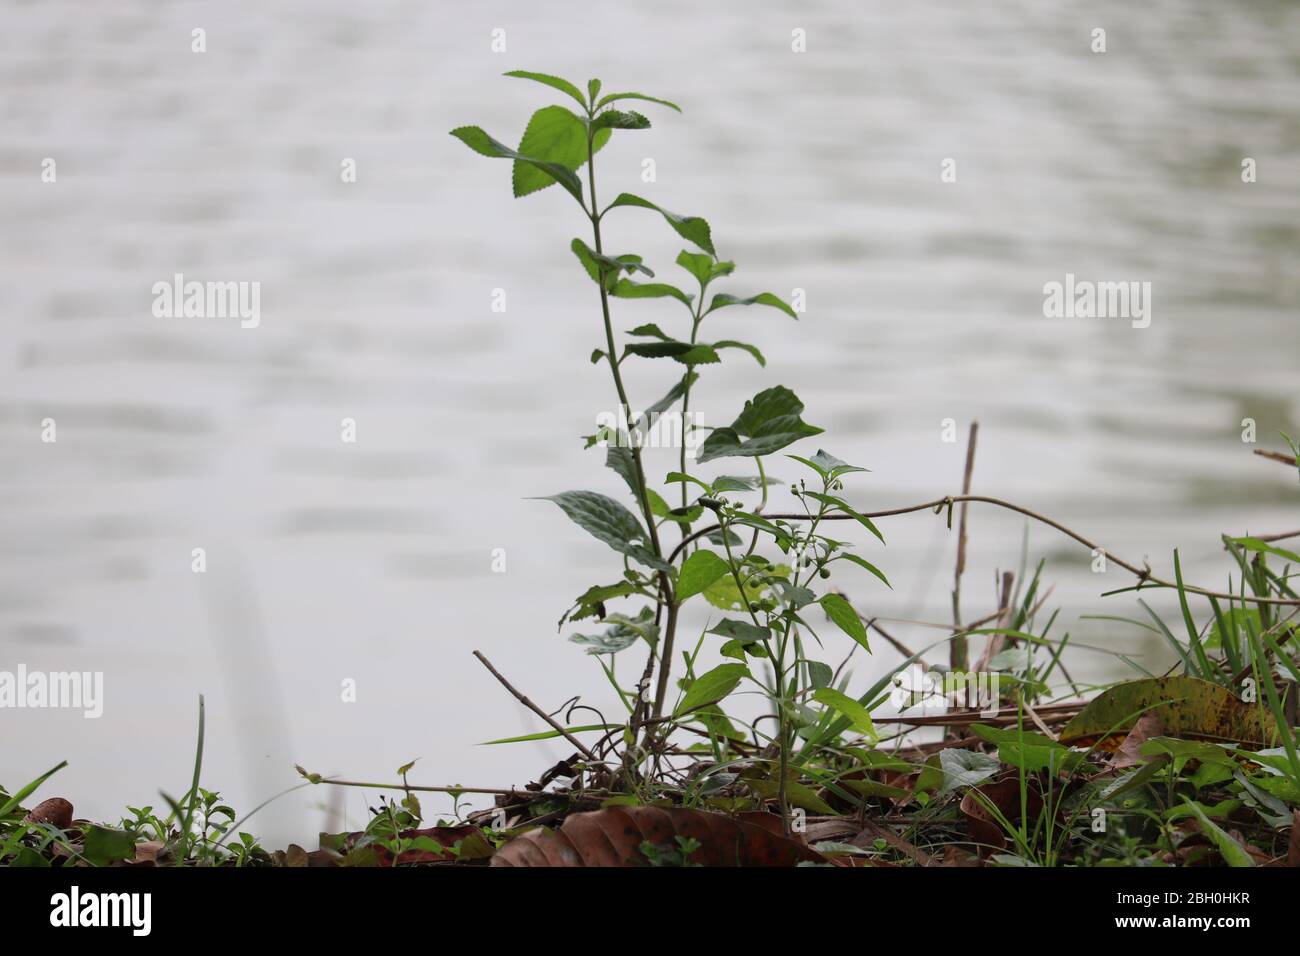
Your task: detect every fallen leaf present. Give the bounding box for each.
[1110,714,1166,770]
[284,844,309,867]
[22,797,73,830]
[121,840,166,867]
[1290,811,1300,868]
[850,819,932,866]
[326,825,492,865]
[934,846,980,867]
[491,806,825,867]
[803,818,858,844]
[381,825,494,864]
[1059,676,1279,746]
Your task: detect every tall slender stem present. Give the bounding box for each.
[679,312,703,511]
[583,122,679,729]
[950,421,979,672]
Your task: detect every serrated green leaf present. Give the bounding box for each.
[563,580,641,628]
[707,291,797,319]
[607,193,715,256]
[539,490,645,557]
[513,105,612,198]
[611,278,694,307]
[571,238,652,288]
[711,340,766,366]
[595,91,682,113]
[712,475,762,492]
[590,110,651,132]
[695,386,823,463]
[503,70,587,108]
[570,607,656,655]
[450,125,585,204]
[625,340,720,365]
[676,250,734,289]
[605,445,638,496]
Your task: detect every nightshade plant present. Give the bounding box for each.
[451,72,890,828]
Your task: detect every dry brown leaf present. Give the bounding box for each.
[850,819,933,866]
[1289,811,1300,867]
[934,846,980,867]
[1110,714,1166,770]
[284,843,309,867]
[119,840,166,867]
[803,818,858,844]
[281,842,345,867]
[491,806,825,867]
[23,797,73,830]
[373,825,493,865]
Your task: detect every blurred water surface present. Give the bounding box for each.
[2,1,1298,843]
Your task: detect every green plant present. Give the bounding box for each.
[0,698,290,868]
[450,72,894,827]
[640,834,701,867]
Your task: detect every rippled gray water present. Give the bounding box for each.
[2,1,1297,843]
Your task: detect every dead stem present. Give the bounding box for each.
[951,421,979,671]
[1253,448,1298,467]
[311,778,548,798]
[473,650,599,762]
[669,494,1300,607]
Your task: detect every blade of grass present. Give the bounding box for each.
[172,694,205,860]
[1173,552,1214,677]
[1138,599,1197,677]
[0,760,68,819]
